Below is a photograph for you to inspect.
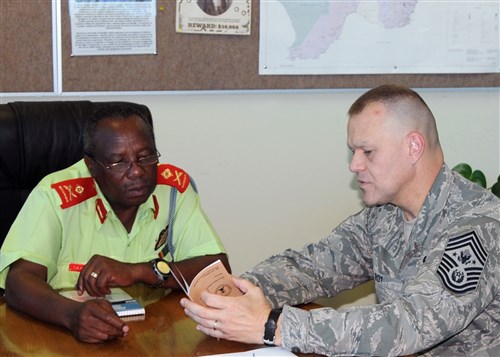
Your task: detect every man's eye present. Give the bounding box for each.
[364,150,372,156]
[112,162,128,168]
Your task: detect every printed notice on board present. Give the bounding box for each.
[69,0,157,56]
[176,0,251,36]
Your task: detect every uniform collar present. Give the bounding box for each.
[374,164,450,259]
[410,164,451,245]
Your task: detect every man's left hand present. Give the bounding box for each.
[181,276,272,344]
[77,255,135,297]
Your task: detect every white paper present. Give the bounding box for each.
[203,346,297,357]
[59,287,133,303]
[69,0,157,56]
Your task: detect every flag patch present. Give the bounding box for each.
[437,230,488,294]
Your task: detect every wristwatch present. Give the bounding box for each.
[150,258,171,281]
[263,309,282,346]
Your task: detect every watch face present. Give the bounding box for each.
[157,260,171,275]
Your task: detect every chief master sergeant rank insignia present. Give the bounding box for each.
[437,230,488,295]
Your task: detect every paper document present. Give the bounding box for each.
[172,259,242,306]
[203,346,297,356]
[59,287,145,317]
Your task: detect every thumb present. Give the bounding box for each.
[232,276,256,294]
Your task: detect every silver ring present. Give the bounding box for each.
[213,320,218,330]
[90,271,99,279]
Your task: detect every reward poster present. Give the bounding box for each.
[176,0,251,35]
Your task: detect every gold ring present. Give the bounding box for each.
[213,320,218,330]
[90,271,99,279]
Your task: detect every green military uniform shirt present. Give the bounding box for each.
[0,159,225,290]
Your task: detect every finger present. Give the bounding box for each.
[77,256,98,293]
[82,320,128,343]
[94,273,112,296]
[183,302,211,325]
[196,323,225,339]
[181,298,220,323]
[91,300,129,332]
[201,290,241,310]
[76,301,129,342]
[76,266,92,293]
[232,276,253,293]
[84,270,103,297]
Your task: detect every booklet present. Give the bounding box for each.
[59,287,145,318]
[172,259,242,306]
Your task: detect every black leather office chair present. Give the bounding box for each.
[0,101,152,249]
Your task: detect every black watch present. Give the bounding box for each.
[150,258,171,281]
[263,309,282,346]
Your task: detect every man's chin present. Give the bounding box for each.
[361,194,379,207]
[124,193,150,206]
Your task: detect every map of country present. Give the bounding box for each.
[280,0,418,60]
[260,1,498,74]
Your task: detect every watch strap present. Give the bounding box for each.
[263,309,282,346]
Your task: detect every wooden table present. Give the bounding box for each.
[0,285,322,357]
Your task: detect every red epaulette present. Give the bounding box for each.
[51,177,97,209]
[157,164,190,193]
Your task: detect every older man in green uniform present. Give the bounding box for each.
[181,85,499,356]
[0,104,228,343]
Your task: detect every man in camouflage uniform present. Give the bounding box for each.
[181,85,499,356]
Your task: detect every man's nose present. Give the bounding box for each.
[349,151,365,173]
[127,160,146,177]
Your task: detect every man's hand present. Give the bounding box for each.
[180,276,272,344]
[77,255,137,297]
[68,298,129,343]
[5,259,129,344]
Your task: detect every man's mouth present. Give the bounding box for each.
[358,179,369,188]
[126,183,149,196]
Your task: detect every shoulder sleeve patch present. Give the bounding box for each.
[436,230,488,295]
[157,164,190,193]
[51,177,97,209]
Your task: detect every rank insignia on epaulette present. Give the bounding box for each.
[437,230,488,295]
[51,177,97,209]
[157,164,189,193]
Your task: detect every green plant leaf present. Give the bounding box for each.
[491,175,500,198]
[452,163,472,179]
[470,170,487,188]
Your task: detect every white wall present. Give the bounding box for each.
[2,87,499,305]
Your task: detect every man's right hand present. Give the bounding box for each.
[4,259,129,344]
[69,298,129,343]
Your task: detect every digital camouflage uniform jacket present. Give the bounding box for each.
[242,165,499,356]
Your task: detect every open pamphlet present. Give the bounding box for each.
[59,287,145,318]
[172,259,242,306]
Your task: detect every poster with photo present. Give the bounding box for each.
[176,0,251,35]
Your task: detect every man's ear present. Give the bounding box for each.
[407,132,425,164]
[84,155,95,176]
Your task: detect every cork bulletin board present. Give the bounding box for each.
[1,0,499,93]
[0,0,54,93]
